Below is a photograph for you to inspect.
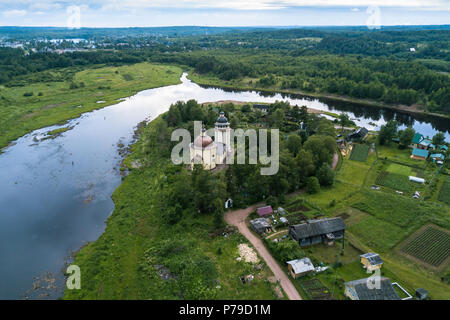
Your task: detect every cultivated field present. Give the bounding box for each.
[350,144,370,162]
[400,225,450,270]
[376,171,413,192]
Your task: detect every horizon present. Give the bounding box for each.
[0,1,449,28]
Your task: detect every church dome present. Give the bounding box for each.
[216,112,228,124]
[194,133,213,148]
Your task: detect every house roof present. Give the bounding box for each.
[412,133,423,144]
[291,217,346,239]
[345,277,401,300]
[287,258,315,275]
[250,218,271,233]
[430,153,445,160]
[412,148,429,158]
[257,206,273,217]
[440,145,448,151]
[420,139,432,147]
[360,253,383,266]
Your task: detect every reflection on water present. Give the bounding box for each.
[0,73,448,299]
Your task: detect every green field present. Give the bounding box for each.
[349,144,370,162]
[439,180,450,205]
[0,63,182,150]
[401,226,450,268]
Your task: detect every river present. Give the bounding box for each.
[0,73,448,299]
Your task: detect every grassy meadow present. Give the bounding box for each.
[0,63,182,150]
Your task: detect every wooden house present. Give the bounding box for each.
[289,217,346,247]
[286,258,315,279]
[411,148,429,161]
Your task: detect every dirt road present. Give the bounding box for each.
[224,204,303,300]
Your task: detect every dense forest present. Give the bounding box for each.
[0,26,449,115]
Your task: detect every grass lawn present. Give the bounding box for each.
[337,160,370,186]
[377,144,426,167]
[438,179,450,205]
[0,63,182,150]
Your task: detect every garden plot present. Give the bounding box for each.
[349,144,370,162]
[300,279,334,300]
[400,225,450,270]
[438,180,450,205]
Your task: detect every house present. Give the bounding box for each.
[344,277,401,300]
[286,258,315,279]
[430,153,445,162]
[289,217,346,247]
[346,127,368,141]
[411,148,429,161]
[410,133,424,148]
[250,218,272,235]
[360,253,383,272]
[440,145,448,152]
[256,206,273,217]
[336,139,347,149]
[252,104,269,114]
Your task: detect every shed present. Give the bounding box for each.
[286,258,315,279]
[440,145,448,151]
[344,277,401,300]
[346,127,368,141]
[411,148,428,160]
[250,218,272,235]
[415,288,428,300]
[256,206,273,217]
[360,253,383,272]
[430,153,445,162]
[277,207,286,215]
[280,217,288,224]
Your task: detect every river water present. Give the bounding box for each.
[0,73,448,299]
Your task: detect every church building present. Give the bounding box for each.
[189,112,232,170]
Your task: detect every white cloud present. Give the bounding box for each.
[2,9,27,17]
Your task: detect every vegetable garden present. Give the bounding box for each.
[349,144,370,162]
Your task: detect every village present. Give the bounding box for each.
[188,101,449,300]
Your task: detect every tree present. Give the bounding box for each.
[295,150,315,185]
[399,127,415,149]
[286,134,302,157]
[316,163,335,186]
[303,134,336,167]
[307,176,320,194]
[378,120,398,145]
[432,132,446,147]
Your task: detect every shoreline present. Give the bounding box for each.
[189,74,450,121]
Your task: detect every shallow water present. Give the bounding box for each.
[0,73,448,299]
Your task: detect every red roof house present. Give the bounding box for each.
[257,206,273,217]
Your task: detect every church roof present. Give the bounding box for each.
[216,112,228,124]
[194,131,213,148]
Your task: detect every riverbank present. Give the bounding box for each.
[188,72,450,121]
[0,63,183,152]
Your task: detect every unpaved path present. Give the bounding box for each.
[331,152,339,170]
[224,203,302,300]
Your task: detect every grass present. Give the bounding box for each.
[375,171,413,192]
[349,144,370,162]
[438,179,450,205]
[0,63,183,151]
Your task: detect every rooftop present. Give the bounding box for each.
[412,133,423,144]
[345,277,401,300]
[257,206,273,217]
[412,148,429,158]
[287,258,315,275]
[291,217,346,239]
[360,253,383,266]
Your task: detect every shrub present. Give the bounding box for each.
[307,177,320,194]
[23,92,33,97]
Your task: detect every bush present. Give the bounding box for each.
[23,92,33,97]
[38,92,43,96]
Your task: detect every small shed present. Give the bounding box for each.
[286,258,315,279]
[430,153,445,162]
[280,217,288,224]
[415,288,428,300]
[277,207,286,215]
[250,218,272,235]
[360,253,383,272]
[440,145,448,152]
[257,206,273,217]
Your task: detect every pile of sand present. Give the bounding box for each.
[238,244,259,263]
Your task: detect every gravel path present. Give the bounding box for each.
[224,203,303,301]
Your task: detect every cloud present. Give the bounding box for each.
[350,8,360,12]
[2,9,27,17]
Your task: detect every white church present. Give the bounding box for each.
[190,112,233,170]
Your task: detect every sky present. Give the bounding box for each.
[0,0,449,27]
